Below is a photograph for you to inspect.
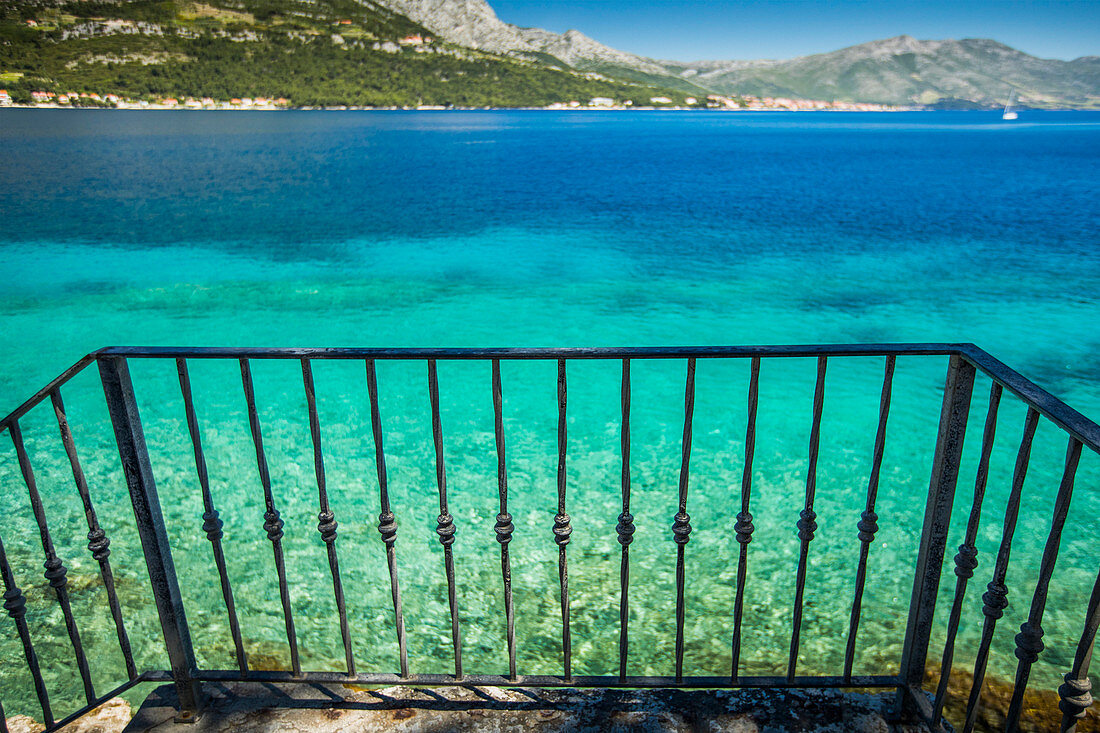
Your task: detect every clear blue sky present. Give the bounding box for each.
[489,0,1099,61]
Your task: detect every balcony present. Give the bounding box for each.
[0,345,1096,732]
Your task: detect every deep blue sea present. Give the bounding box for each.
[0,110,1098,724]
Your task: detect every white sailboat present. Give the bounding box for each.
[1002,90,1018,120]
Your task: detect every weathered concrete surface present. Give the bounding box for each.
[122,683,933,732]
[6,697,133,732]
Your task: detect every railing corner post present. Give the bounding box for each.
[894,354,976,722]
[98,356,204,717]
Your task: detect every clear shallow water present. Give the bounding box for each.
[0,110,1099,722]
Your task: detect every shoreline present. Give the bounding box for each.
[0,104,959,112]
[0,92,910,112]
[4,103,1093,112]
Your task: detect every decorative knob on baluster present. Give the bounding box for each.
[495,513,514,545]
[672,512,691,545]
[3,586,26,619]
[954,544,978,579]
[616,512,635,547]
[797,509,817,542]
[735,511,754,545]
[553,513,572,546]
[202,510,223,542]
[264,510,284,542]
[436,512,457,547]
[1014,621,1045,664]
[317,510,338,544]
[982,581,1009,619]
[1058,674,1093,725]
[377,511,398,548]
[857,510,878,543]
[87,528,111,562]
[43,557,67,590]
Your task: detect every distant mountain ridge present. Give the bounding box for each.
[2,0,1097,107]
[662,36,1100,107]
[376,0,658,70]
[375,0,710,92]
[373,0,1100,107]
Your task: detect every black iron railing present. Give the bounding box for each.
[0,344,1097,732]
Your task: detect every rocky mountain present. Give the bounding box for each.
[662,36,1100,108]
[373,0,710,92]
[374,0,639,64]
[371,0,1100,108]
[4,0,1097,107]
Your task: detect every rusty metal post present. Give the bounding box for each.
[894,354,975,722]
[99,356,203,720]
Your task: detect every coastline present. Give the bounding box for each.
[0,91,909,112]
[1,105,918,111]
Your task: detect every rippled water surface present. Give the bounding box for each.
[0,109,1098,722]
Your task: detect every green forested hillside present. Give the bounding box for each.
[0,0,688,106]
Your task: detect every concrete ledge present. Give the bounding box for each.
[124,682,934,732]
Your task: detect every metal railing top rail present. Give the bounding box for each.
[3,343,1099,454]
[97,343,966,358]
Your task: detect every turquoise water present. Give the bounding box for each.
[0,110,1098,724]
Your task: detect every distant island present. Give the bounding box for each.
[2,0,1097,110]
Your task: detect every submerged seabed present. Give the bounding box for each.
[0,110,1098,720]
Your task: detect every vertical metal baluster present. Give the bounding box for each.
[673,358,696,683]
[961,407,1040,733]
[1005,437,1084,732]
[843,356,896,682]
[302,358,355,676]
[365,360,409,678]
[1059,563,1100,733]
[787,356,827,682]
[931,382,1002,725]
[617,358,633,683]
[100,357,202,717]
[9,420,95,704]
[239,359,300,677]
[895,355,976,721]
[0,530,52,727]
[731,356,760,683]
[50,387,137,680]
[427,360,462,679]
[555,359,573,681]
[492,359,517,681]
[176,359,248,675]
